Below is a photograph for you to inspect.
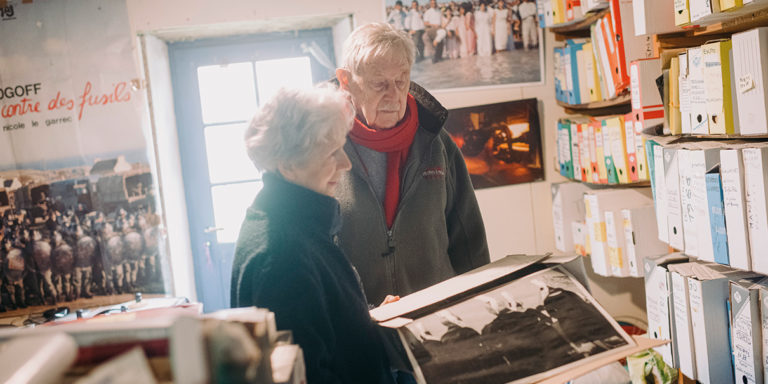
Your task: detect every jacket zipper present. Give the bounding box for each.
[349,143,398,294]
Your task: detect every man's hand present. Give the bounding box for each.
[380,295,400,306]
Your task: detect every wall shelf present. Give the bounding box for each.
[556,93,631,116]
[548,7,609,40]
[641,124,768,141]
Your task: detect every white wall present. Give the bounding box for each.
[126,0,645,322]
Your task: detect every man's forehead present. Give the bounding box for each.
[358,57,411,77]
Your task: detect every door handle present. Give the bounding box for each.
[204,226,224,233]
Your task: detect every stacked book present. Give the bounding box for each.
[660,28,768,136]
[551,182,669,277]
[557,114,650,184]
[0,306,305,384]
[551,0,652,103]
[646,140,768,275]
[643,254,768,384]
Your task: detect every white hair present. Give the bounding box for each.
[341,22,415,75]
[244,85,354,172]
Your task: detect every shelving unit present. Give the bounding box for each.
[556,93,631,116]
[641,124,768,141]
[652,2,768,55]
[548,7,609,40]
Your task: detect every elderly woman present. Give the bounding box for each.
[230,86,394,384]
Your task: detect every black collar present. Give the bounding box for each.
[252,173,342,237]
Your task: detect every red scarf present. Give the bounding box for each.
[349,94,419,228]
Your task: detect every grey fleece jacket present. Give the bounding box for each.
[335,81,490,305]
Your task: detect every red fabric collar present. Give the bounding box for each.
[349,94,419,228]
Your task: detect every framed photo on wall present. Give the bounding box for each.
[444,98,543,189]
[385,0,545,91]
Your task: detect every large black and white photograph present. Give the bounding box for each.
[385,0,544,91]
[445,98,543,189]
[399,266,635,384]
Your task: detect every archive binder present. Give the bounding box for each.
[720,148,751,270]
[705,165,729,266]
[742,146,768,275]
[733,28,768,136]
[702,40,739,135]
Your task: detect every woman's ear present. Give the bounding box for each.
[277,162,294,180]
[336,68,351,91]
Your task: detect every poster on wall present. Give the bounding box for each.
[385,0,544,91]
[0,0,169,317]
[444,98,543,189]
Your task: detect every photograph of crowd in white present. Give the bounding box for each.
[444,98,543,189]
[399,266,634,384]
[385,0,543,90]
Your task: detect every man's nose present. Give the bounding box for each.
[338,151,352,171]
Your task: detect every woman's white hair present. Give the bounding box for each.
[244,85,354,172]
[341,22,415,75]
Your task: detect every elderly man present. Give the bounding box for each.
[334,23,490,306]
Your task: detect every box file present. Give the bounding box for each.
[678,149,699,257]
[623,113,639,181]
[551,182,591,252]
[690,144,721,263]
[644,253,689,368]
[706,165,730,265]
[732,28,768,136]
[674,0,691,26]
[579,123,592,182]
[687,264,754,384]
[635,120,649,180]
[678,52,693,134]
[651,143,670,243]
[582,42,603,102]
[570,121,582,180]
[630,59,665,135]
[688,47,710,134]
[742,146,768,275]
[622,205,668,277]
[572,221,588,256]
[702,40,740,135]
[720,148,751,270]
[632,0,677,36]
[669,57,683,135]
[594,121,609,183]
[588,122,601,183]
[730,277,768,384]
[606,116,629,183]
[690,0,721,21]
[720,0,743,11]
[605,210,630,276]
[586,189,654,276]
[668,262,706,380]
[558,120,574,178]
[664,146,685,251]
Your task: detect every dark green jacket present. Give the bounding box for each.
[336,82,490,305]
[230,173,392,384]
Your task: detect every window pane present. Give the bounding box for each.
[204,123,260,184]
[211,181,263,243]
[197,62,257,124]
[255,56,313,105]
